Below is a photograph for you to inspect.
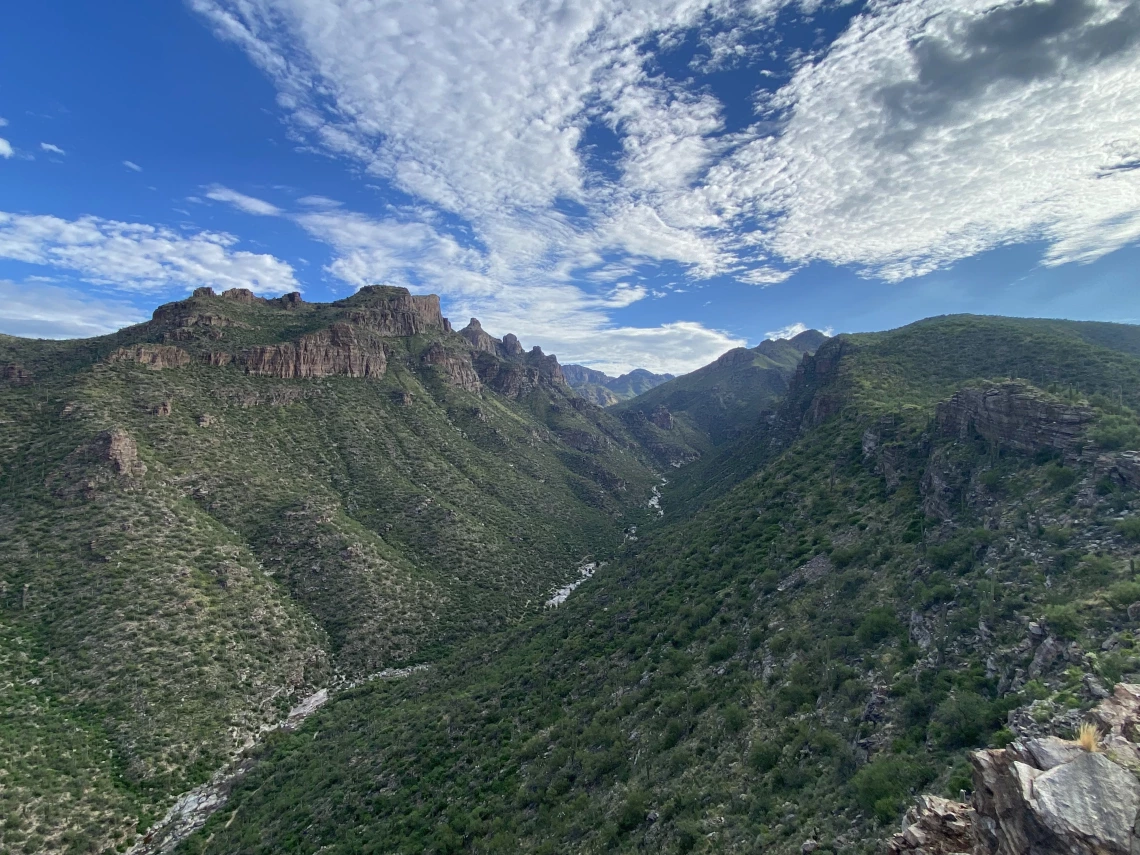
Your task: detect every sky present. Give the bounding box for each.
[1,0,1139,375]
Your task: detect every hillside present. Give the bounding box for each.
[177,316,1140,854]
[563,365,675,407]
[611,329,827,466]
[0,287,662,854]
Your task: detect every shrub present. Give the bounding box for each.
[856,608,900,648]
[748,742,781,772]
[707,637,738,664]
[1091,415,1140,451]
[1044,603,1082,639]
[850,756,922,824]
[1044,465,1078,491]
[930,691,996,749]
[1117,518,1140,543]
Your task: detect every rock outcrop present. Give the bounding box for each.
[888,796,974,855]
[420,342,482,392]
[109,345,192,370]
[1113,452,1140,492]
[339,286,452,335]
[936,383,1093,456]
[237,325,386,379]
[97,429,147,478]
[1,362,32,385]
[458,318,500,354]
[891,684,1140,855]
[472,342,566,400]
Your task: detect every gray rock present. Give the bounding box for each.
[1009,736,1084,771]
[1028,751,1140,855]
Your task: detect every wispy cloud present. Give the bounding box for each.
[122,160,143,172]
[0,138,13,159]
[205,184,282,216]
[0,210,299,294]
[0,279,148,339]
[40,142,66,155]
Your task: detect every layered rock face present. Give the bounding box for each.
[109,345,193,370]
[239,325,386,379]
[475,345,566,400]
[341,286,451,335]
[936,383,1093,455]
[891,683,1140,855]
[420,341,482,392]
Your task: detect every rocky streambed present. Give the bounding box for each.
[129,666,428,854]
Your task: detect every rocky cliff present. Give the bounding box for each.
[238,324,387,379]
[936,383,1094,456]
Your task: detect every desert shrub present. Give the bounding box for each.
[1044,465,1078,490]
[850,756,923,824]
[1091,415,1140,450]
[856,608,901,648]
[930,691,996,749]
[1117,518,1140,542]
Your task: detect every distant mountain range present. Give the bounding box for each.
[562,364,675,406]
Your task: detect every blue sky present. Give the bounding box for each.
[2,0,1139,374]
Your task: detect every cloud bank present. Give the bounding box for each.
[0,211,299,294]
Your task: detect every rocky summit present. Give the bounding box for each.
[5,310,1140,855]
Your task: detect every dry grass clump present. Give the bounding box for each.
[1076,721,1102,752]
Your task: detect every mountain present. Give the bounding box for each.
[612,328,827,467]
[177,315,1140,855]
[0,286,662,854]
[563,364,675,407]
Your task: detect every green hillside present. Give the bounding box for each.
[0,287,661,854]
[611,329,826,466]
[179,316,1140,855]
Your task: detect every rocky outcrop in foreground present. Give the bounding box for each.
[891,683,1140,855]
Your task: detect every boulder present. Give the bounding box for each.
[1027,751,1140,855]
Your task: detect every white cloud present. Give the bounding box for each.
[0,280,148,339]
[193,0,1140,288]
[0,138,12,159]
[205,185,283,216]
[123,160,143,172]
[188,0,783,276]
[40,142,66,155]
[724,0,1140,278]
[296,194,341,208]
[0,211,299,294]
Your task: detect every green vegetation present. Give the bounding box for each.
[176,315,1140,854]
[0,288,659,853]
[6,311,1140,854]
